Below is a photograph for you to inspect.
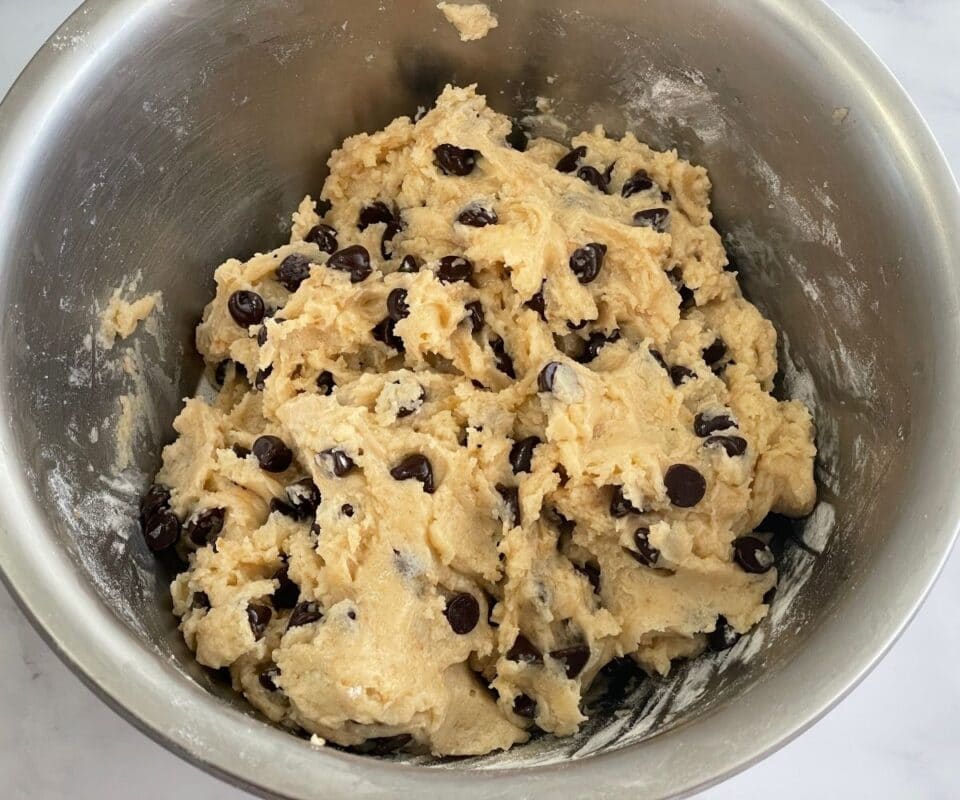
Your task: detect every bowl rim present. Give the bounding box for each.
[1,0,959,798]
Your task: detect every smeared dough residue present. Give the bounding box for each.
[437,2,498,41]
[99,289,161,348]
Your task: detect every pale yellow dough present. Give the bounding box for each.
[437,2,498,41]
[99,290,160,348]
[160,85,816,756]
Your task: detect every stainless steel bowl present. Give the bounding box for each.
[1,1,958,797]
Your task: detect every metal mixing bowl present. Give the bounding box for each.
[1,1,958,797]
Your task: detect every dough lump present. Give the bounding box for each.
[437,2,498,41]
[150,85,816,756]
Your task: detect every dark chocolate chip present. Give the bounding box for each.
[386,288,410,321]
[358,201,396,231]
[444,593,480,634]
[232,444,251,459]
[513,693,537,719]
[550,644,590,679]
[396,385,425,418]
[537,361,561,392]
[256,325,268,347]
[509,436,541,474]
[277,254,313,292]
[254,365,273,391]
[437,255,473,284]
[315,198,332,216]
[140,484,171,523]
[628,527,659,566]
[610,486,641,518]
[316,370,335,395]
[434,143,479,176]
[490,336,516,378]
[569,242,607,285]
[327,245,372,283]
[555,145,586,173]
[341,503,354,517]
[506,119,528,151]
[702,337,727,367]
[287,600,323,629]
[576,562,601,594]
[567,318,589,331]
[192,591,211,610]
[246,603,272,640]
[667,267,696,310]
[705,435,748,457]
[464,300,485,333]
[398,254,421,273]
[733,536,775,573]
[321,448,356,477]
[670,365,697,386]
[506,634,542,664]
[664,464,706,507]
[252,435,293,473]
[576,165,609,192]
[546,507,576,537]
[707,615,741,651]
[381,220,403,260]
[372,317,404,352]
[578,329,621,364]
[525,284,547,321]
[270,498,298,518]
[272,565,300,609]
[496,484,521,527]
[228,290,265,327]
[143,508,180,552]
[649,349,668,370]
[632,207,670,232]
[390,454,435,493]
[186,507,225,547]
[662,190,673,202]
[457,204,498,227]
[259,666,281,692]
[621,170,654,198]
[694,412,735,437]
[305,223,338,254]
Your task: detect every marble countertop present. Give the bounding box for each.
[2,1,959,797]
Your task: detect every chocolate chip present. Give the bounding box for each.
[398,254,421,273]
[270,498,298,518]
[327,245,372,283]
[509,436,541,474]
[259,666,281,692]
[512,693,537,719]
[506,119,528,151]
[733,536,775,573]
[396,385,425,418]
[381,221,403,260]
[272,565,300,609]
[649,349,668,371]
[372,317,404,352]
[316,370,335,395]
[705,435,748,457]
[192,591,211,610]
[315,198,332,216]
[664,464,706,507]
[490,336,516,378]
[457,204,498,227]
[506,634,542,664]
[228,290,266,327]
[497,484,521,527]
[358,201,396,231]
[525,284,547,321]
[143,509,180,552]
[321,448,356,477]
[702,337,727,367]
[341,503,354,517]
[390,454,435,493]
[140,484,171,523]
[254,365,272,390]
[621,170,654,198]
[576,562,601,594]
[694,412,735,437]
[387,288,410,321]
[577,165,609,192]
[546,507,576,537]
[667,267,696,310]
[669,365,697,386]
[186,507,225,547]
[246,603,272,640]
[707,615,740,651]
[550,644,590,679]
[232,444,250,459]
[305,223,338,254]
[555,145,586,173]
[444,593,480,634]
[578,329,621,363]
[252,435,293,473]
[434,143,478,176]
[569,242,607,284]
[632,207,670,232]
[437,255,473,284]
[277,254,313,292]
[610,486,641,518]
[256,326,268,347]
[628,527,659,566]
[464,300,485,333]
[287,600,323,629]
[537,361,561,392]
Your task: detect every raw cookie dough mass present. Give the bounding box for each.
[143,85,816,756]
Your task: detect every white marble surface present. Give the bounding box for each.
[2,1,959,797]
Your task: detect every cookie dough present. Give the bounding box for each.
[99,289,160,348]
[437,2,498,41]
[144,85,816,756]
